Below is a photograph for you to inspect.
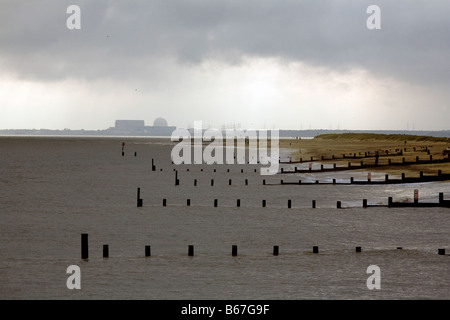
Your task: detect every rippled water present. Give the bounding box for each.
[0,136,448,299]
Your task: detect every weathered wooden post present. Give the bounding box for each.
[273,246,279,256]
[81,233,88,260]
[137,187,143,207]
[103,245,109,258]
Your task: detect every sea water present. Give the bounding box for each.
[0,136,448,299]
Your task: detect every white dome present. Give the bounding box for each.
[153,117,168,127]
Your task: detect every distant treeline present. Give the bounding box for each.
[315,133,450,143]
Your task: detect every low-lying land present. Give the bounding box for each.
[280,133,450,176]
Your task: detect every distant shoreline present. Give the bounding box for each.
[1,128,450,138]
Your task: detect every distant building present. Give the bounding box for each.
[114,120,145,134]
[144,117,176,136]
[110,118,176,136]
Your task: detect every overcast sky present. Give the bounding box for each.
[1,0,449,131]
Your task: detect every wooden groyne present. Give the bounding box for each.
[279,146,435,164]
[274,171,450,185]
[80,234,449,259]
[279,157,450,174]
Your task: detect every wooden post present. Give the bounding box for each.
[273,246,279,256]
[81,234,88,260]
[103,245,109,258]
[137,188,143,207]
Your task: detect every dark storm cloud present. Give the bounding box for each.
[1,0,449,84]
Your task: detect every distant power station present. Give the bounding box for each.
[109,118,176,136]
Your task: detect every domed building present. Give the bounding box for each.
[144,117,176,136]
[153,117,168,127]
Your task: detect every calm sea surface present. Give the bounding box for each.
[0,136,448,299]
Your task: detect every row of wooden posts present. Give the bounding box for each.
[280,157,449,174]
[167,171,449,187]
[80,234,447,260]
[149,157,449,175]
[279,146,433,164]
[137,188,448,208]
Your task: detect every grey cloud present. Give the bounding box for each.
[1,0,449,85]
